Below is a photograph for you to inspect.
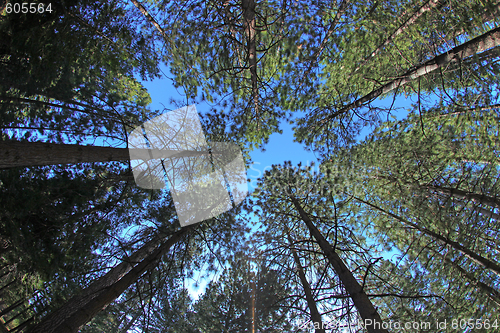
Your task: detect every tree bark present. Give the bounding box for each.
[0,141,214,169]
[424,184,500,210]
[289,195,387,333]
[27,228,189,333]
[241,0,259,120]
[351,195,500,278]
[329,26,500,119]
[286,232,325,333]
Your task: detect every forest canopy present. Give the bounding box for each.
[0,0,499,332]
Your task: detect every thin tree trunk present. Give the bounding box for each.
[289,195,387,333]
[328,26,500,119]
[353,0,443,73]
[297,0,349,92]
[286,232,325,333]
[119,312,141,333]
[351,195,500,278]
[130,0,171,46]
[440,253,500,307]
[453,200,500,221]
[0,141,214,169]
[430,103,500,119]
[27,228,189,333]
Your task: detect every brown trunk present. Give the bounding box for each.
[351,195,500,278]
[328,26,500,119]
[27,228,189,333]
[424,184,500,209]
[286,232,325,333]
[289,195,387,333]
[241,0,259,120]
[0,141,214,169]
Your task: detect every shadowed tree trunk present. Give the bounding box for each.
[441,254,500,307]
[351,194,500,278]
[329,26,500,119]
[286,232,325,333]
[288,194,388,333]
[424,184,500,210]
[241,0,259,121]
[27,227,190,333]
[0,141,214,169]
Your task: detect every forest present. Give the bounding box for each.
[0,0,499,332]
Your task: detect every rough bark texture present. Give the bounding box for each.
[425,184,500,209]
[352,195,500,277]
[287,233,325,333]
[0,141,214,169]
[330,26,500,119]
[241,0,259,119]
[289,195,388,333]
[27,229,189,333]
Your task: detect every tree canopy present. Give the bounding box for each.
[1,0,499,332]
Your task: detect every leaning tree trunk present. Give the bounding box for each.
[0,140,213,169]
[288,194,388,333]
[351,195,500,278]
[286,232,325,333]
[424,184,500,210]
[440,253,500,308]
[329,26,500,119]
[27,227,190,333]
[353,0,444,73]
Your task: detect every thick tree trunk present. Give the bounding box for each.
[286,233,325,333]
[425,184,500,210]
[329,26,500,119]
[352,195,500,278]
[289,195,387,333]
[27,228,189,333]
[0,141,213,169]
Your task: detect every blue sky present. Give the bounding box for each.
[138,65,415,300]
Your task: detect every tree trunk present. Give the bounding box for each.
[0,140,214,169]
[329,26,500,119]
[286,232,325,333]
[27,228,190,333]
[119,312,141,333]
[425,184,500,209]
[353,0,443,73]
[351,195,500,278]
[440,252,500,307]
[289,195,387,333]
[241,0,259,120]
[130,0,172,48]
